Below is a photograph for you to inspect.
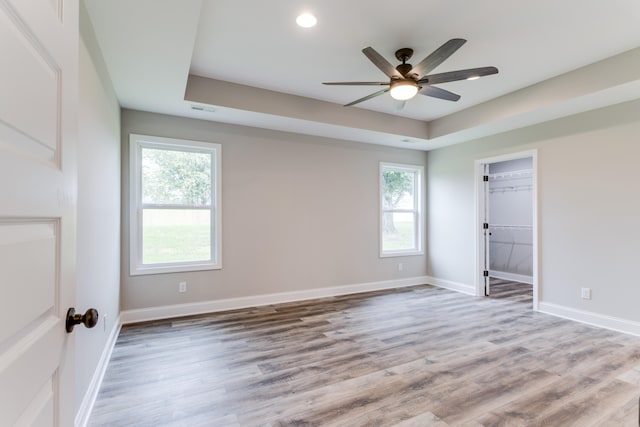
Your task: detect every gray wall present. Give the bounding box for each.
[76,7,121,416]
[427,99,640,321]
[121,110,428,311]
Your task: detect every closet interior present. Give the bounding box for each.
[487,157,534,299]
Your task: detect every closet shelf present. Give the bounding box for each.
[489,184,533,193]
[489,224,533,229]
[489,169,533,181]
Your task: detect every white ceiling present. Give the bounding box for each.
[84,0,640,150]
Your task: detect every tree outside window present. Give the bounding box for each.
[380,163,423,256]
[141,147,212,264]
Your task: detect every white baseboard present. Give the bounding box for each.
[538,302,640,337]
[489,270,533,285]
[425,276,476,296]
[121,276,430,324]
[75,316,122,427]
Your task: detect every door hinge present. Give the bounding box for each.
[483,270,489,277]
[483,175,489,182]
[483,223,489,229]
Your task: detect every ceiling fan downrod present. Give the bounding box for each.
[395,48,414,78]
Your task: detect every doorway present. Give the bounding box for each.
[476,150,538,310]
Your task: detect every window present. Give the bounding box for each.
[380,162,423,257]
[129,134,221,275]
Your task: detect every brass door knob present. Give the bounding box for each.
[65,308,99,333]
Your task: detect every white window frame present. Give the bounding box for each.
[379,162,424,257]
[129,134,222,275]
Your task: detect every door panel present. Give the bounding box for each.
[0,0,77,425]
[0,7,59,156]
[0,317,63,426]
[14,379,55,427]
[0,222,57,345]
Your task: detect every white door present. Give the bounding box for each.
[0,0,78,426]
[483,163,491,296]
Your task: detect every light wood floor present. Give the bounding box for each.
[488,278,533,306]
[90,285,640,426]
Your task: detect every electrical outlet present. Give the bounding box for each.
[581,287,591,300]
[179,281,187,293]
[397,263,403,272]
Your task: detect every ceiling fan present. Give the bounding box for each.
[323,39,498,109]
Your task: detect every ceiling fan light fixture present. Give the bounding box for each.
[296,13,317,28]
[389,80,418,101]
[323,40,497,107]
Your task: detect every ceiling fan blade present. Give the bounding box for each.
[408,38,467,78]
[418,85,461,101]
[362,47,403,79]
[419,66,498,85]
[323,82,389,86]
[393,100,407,112]
[344,88,389,106]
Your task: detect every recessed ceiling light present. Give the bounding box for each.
[296,13,317,28]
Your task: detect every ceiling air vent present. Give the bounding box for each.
[190,104,215,113]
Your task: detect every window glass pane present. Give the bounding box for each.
[142,148,211,206]
[382,212,416,251]
[382,169,415,209]
[142,209,211,264]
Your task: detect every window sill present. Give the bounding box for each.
[130,262,221,276]
[380,250,424,258]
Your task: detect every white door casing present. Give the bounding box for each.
[483,163,491,296]
[475,150,539,310]
[0,0,78,426]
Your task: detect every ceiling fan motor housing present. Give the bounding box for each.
[396,63,414,78]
